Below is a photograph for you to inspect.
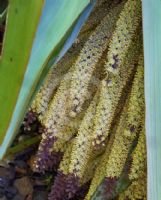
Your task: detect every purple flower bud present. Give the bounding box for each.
[65,174,80,199]
[34,136,63,172]
[48,172,67,200]
[48,172,82,200]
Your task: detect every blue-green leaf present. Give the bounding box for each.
[142,0,161,199]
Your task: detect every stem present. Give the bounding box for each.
[5,135,41,159]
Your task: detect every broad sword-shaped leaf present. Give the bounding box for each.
[0,0,44,156]
[142,0,161,199]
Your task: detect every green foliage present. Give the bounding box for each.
[0,0,44,144]
[0,0,90,159]
[142,0,161,199]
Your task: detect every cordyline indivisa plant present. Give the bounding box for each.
[1,0,161,199]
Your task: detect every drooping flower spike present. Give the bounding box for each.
[91,0,142,148]
[86,53,144,199]
[69,0,126,118]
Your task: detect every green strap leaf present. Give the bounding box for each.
[142,0,161,199]
[0,0,44,144]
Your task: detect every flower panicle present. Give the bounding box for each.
[105,54,144,178]
[31,62,70,121]
[106,0,142,75]
[59,139,75,175]
[68,92,99,179]
[69,1,125,118]
[91,25,143,148]
[85,128,116,200]
[129,125,147,180]
[30,12,96,121]
[34,68,73,171]
[86,53,144,199]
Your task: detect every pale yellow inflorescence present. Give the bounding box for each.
[30,5,101,121]
[68,92,99,178]
[81,155,102,184]
[64,1,140,180]
[52,117,83,152]
[40,65,101,153]
[106,0,141,75]
[33,0,115,154]
[85,116,122,200]
[36,26,108,156]
[105,54,144,178]
[85,53,144,200]
[33,0,147,198]
[31,63,70,121]
[80,0,113,34]
[59,139,74,175]
[69,1,125,118]
[67,26,142,184]
[129,126,147,180]
[39,66,85,153]
[41,69,72,133]
[91,0,142,148]
[92,27,142,147]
